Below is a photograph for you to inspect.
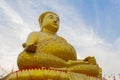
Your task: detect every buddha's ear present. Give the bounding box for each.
[38,12,48,31]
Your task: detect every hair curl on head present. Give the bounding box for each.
[38,11,59,28]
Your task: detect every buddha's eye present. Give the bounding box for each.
[49,15,53,19]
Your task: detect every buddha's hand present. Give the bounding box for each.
[84,56,96,65]
[25,44,37,53]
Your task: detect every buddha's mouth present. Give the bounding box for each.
[51,23,58,28]
[53,23,58,26]
[44,24,59,32]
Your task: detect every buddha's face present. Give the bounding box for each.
[41,12,60,32]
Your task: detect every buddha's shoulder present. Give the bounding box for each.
[56,35,67,42]
[28,31,39,36]
[28,31,45,38]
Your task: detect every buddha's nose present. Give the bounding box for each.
[54,21,57,23]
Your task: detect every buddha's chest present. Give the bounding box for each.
[37,32,57,42]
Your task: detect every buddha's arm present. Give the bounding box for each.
[23,32,38,52]
[26,32,38,46]
[67,57,101,77]
[67,60,89,67]
[67,56,97,66]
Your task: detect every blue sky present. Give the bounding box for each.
[0,0,120,77]
[72,0,120,43]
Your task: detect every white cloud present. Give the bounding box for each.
[0,0,120,77]
[0,0,32,75]
[0,0,23,24]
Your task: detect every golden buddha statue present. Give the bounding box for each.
[5,11,102,80]
[17,11,77,69]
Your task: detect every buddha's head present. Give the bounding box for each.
[39,11,60,34]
